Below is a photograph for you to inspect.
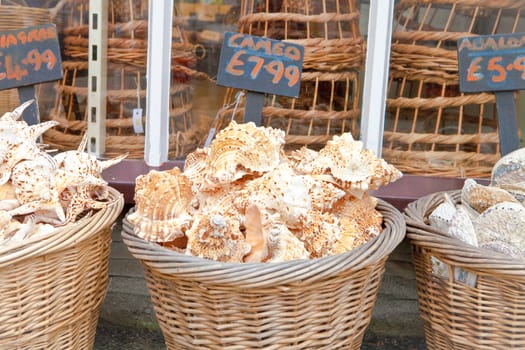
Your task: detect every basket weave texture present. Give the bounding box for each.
[405,190,525,350]
[218,0,364,151]
[384,0,525,177]
[44,0,207,159]
[121,199,405,350]
[0,187,124,350]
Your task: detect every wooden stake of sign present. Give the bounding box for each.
[457,33,525,155]
[495,91,521,155]
[0,24,63,125]
[217,32,304,126]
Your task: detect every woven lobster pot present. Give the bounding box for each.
[0,186,124,350]
[218,0,364,151]
[384,0,525,178]
[405,190,525,349]
[121,199,405,350]
[0,5,55,116]
[44,0,208,159]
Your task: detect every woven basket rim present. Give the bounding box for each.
[121,198,406,288]
[405,189,525,277]
[0,186,124,267]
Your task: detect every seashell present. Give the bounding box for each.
[491,147,525,189]
[266,221,310,262]
[243,205,269,263]
[205,121,285,185]
[235,163,312,229]
[286,147,319,175]
[294,211,341,258]
[127,168,194,242]
[9,153,105,224]
[312,133,402,196]
[185,212,250,262]
[480,240,523,259]
[428,193,457,232]
[474,202,525,251]
[183,147,213,191]
[0,181,19,210]
[461,178,518,214]
[54,136,126,222]
[448,206,478,247]
[332,194,383,252]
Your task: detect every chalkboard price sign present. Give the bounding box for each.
[0,23,63,90]
[458,33,525,92]
[457,32,524,156]
[217,32,304,98]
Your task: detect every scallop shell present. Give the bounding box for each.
[205,121,285,185]
[461,178,518,214]
[491,147,525,189]
[127,168,194,242]
[312,133,402,196]
[474,202,525,250]
[185,212,250,262]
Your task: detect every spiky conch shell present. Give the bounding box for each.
[205,121,285,186]
[185,212,250,262]
[127,168,194,242]
[312,133,402,196]
[331,194,383,254]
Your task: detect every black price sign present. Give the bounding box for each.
[458,33,525,92]
[457,32,524,156]
[0,23,62,90]
[217,32,304,98]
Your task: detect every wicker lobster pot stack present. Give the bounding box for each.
[0,5,55,116]
[219,0,364,150]
[0,187,124,349]
[405,191,525,349]
[43,0,207,158]
[122,199,405,350]
[383,0,525,178]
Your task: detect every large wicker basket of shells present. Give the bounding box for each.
[122,121,406,349]
[0,102,125,349]
[405,147,525,350]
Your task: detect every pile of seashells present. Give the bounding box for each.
[127,121,402,263]
[0,102,125,245]
[428,147,525,283]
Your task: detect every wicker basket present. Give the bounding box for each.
[217,0,364,151]
[0,186,124,350]
[384,0,525,178]
[405,190,525,349]
[121,199,405,350]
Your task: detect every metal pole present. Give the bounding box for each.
[87,0,107,156]
[145,0,173,166]
[360,0,394,157]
